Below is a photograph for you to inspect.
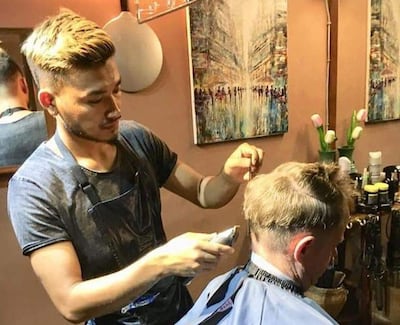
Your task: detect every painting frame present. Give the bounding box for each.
[366,0,400,123]
[187,0,288,145]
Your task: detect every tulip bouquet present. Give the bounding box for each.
[336,108,367,164]
[344,108,367,148]
[310,114,337,152]
[311,109,367,163]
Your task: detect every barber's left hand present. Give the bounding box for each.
[223,143,264,182]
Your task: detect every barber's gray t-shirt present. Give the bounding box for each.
[7,120,177,280]
[0,111,47,166]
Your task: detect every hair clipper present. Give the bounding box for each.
[210,225,240,246]
[180,225,240,285]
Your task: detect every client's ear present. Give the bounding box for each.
[292,235,315,264]
[38,90,57,116]
[19,77,28,94]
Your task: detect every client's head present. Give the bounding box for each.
[0,47,29,108]
[243,161,352,290]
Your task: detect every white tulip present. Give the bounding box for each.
[324,130,337,144]
[351,126,363,140]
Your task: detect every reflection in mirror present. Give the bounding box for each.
[0,28,49,180]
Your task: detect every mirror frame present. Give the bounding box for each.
[0,166,18,187]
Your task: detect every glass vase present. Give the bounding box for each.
[319,150,336,163]
[337,146,354,161]
[338,146,357,173]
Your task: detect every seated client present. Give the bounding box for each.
[176,161,352,325]
[0,47,47,166]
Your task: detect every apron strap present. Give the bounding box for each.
[54,131,122,266]
[54,132,101,205]
[72,165,101,205]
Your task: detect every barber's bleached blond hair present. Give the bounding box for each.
[21,8,115,89]
[243,162,352,244]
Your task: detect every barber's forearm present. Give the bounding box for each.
[200,170,241,208]
[60,253,166,323]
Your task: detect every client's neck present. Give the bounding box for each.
[0,98,28,112]
[250,232,299,284]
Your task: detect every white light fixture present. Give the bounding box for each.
[104,0,163,92]
[135,0,200,23]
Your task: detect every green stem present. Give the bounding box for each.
[347,110,356,146]
[317,126,327,151]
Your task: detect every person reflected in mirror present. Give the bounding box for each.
[7,9,264,325]
[0,47,47,166]
[176,162,352,325]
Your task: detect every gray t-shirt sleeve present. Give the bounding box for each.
[120,120,178,186]
[8,175,69,256]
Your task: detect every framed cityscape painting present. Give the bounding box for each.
[187,0,288,144]
[367,0,400,123]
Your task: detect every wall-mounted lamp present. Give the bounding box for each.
[135,0,200,23]
[104,0,201,92]
[104,0,163,92]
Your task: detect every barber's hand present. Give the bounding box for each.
[223,143,264,182]
[152,232,234,278]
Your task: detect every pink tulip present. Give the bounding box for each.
[311,114,323,128]
[310,114,328,151]
[356,109,367,122]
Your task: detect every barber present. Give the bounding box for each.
[8,9,264,325]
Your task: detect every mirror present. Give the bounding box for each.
[0,28,52,185]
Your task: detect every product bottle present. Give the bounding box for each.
[388,171,399,203]
[364,184,379,206]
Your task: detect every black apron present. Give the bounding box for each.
[54,132,192,325]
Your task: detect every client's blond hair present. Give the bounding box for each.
[243,162,352,247]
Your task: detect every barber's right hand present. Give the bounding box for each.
[149,232,235,278]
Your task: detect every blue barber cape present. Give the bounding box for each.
[176,267,338,325]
